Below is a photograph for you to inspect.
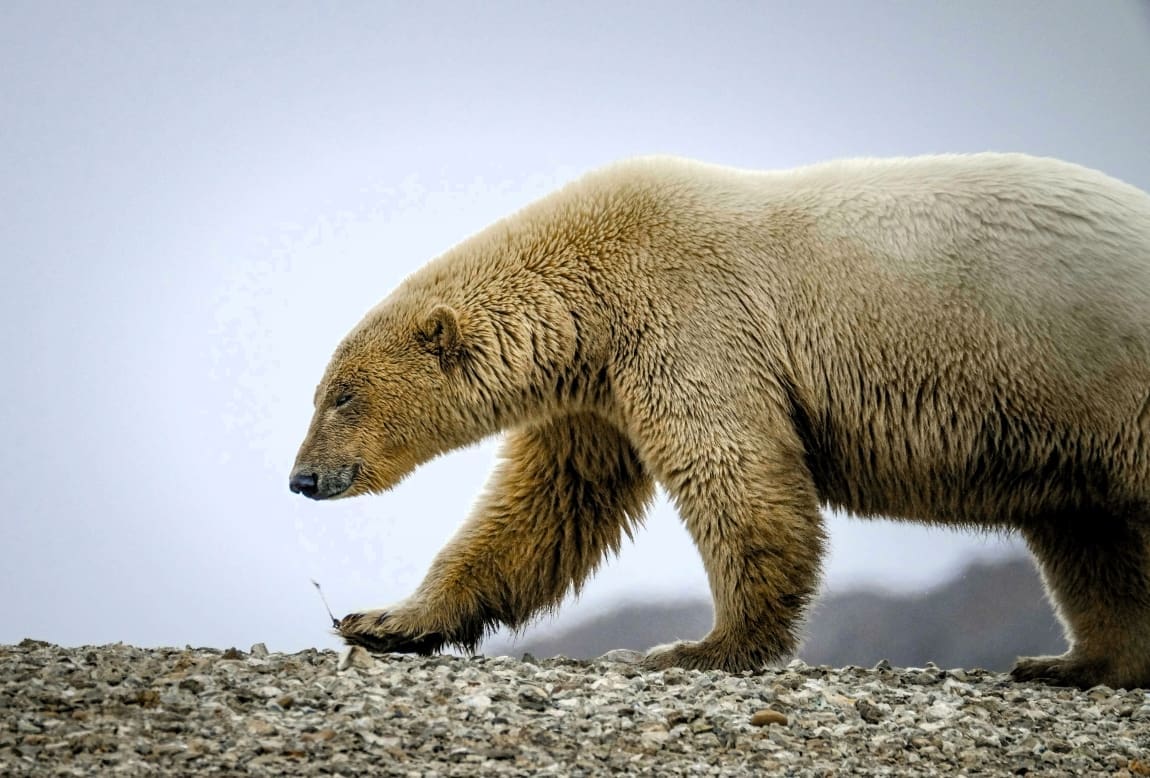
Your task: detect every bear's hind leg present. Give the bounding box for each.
[1013,512,1150,689]
[339,412,655,655]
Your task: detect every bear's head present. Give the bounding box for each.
[289,300,480,500]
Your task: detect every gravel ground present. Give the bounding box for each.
[3,639,1149,776]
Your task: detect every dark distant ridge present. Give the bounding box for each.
[486,556,1066,671]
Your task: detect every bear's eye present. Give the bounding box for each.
[334,393,353,408]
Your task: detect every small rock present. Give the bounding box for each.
[337,646,373,672]
[822,690,855,707]
[517,685,550,711]
[776,672,804,690]
[857,699,884,724]
[153,741,186,757]
[690,717,713,733]
[178,677,204,694]
[256,738,284,754]
[598,649,644,664]
[250,643,269,658]
[639,723,670,749]
[1087,685,1115,701]
[247,718,276,737]
[925,700,958,721]
[713,723,738,748]
[301,729,338,742]
[750,709,788,727]
[908,669,943,685]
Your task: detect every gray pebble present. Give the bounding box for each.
[597,648,644,664]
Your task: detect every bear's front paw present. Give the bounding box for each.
[642,638,773,673]
[1010,653,1112,689]
[338,609,446,656]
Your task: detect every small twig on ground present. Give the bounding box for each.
[310,579,340,628]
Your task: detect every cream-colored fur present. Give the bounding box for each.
[291,153,1150,688]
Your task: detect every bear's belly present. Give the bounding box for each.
[800,389,1148,527]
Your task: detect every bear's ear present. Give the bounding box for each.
[418,304,464,368]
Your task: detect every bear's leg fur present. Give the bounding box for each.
[339,412,655,655]
[640,415,826,673]
[1013,513,1150,689]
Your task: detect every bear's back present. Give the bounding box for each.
[748,156,1150,521]
[586,155,1150,521]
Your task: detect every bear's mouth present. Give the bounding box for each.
[290,463,360,500]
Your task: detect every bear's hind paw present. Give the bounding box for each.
[1010,654,1111,689]
[642,639,773,674]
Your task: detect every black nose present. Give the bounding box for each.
[290,472,318,498]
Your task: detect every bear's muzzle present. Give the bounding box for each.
[288,463,359,500]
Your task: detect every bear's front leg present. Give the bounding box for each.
[640,419,825,673]
[338,412,655,655]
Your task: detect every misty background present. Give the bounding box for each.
[2,2,1149,663]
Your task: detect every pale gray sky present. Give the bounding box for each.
[2,1,1149,653]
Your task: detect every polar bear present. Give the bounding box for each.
[290,153,1150,689]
